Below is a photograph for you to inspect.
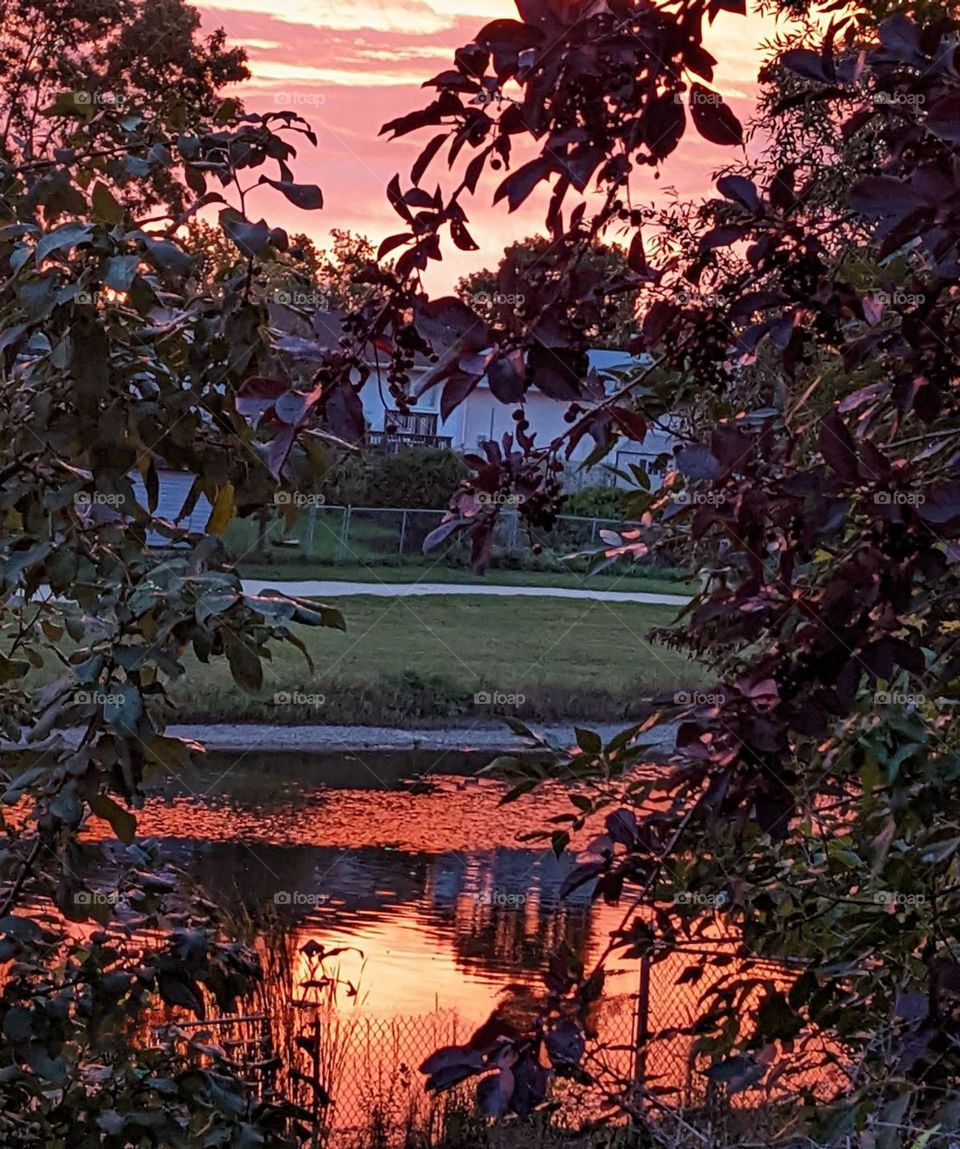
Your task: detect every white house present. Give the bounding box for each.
[273,306,676,489]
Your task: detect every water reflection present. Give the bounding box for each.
[72,760,829,1139]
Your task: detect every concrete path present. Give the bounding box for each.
[241,578,689,606]
[3,720,677,758]
[165,720,677,755]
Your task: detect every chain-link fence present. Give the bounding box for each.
[222,503,664,576]
[173,956,835,1148]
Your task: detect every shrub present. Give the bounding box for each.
[320,447,468,510]
[562,485,631,519]
[364,447,468,509]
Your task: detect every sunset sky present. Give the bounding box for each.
[193,0,788,291]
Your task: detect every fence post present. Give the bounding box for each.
[590,517,599,544]
[399,509,408,558]
[509,508,519,550]
[255,506,270,559]
[337,506,352,563]
[305,504,317,559]
[630,953,652,1144]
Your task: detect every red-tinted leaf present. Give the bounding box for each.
[487,353,525,403]
[699,224,745,253]
[403,186,437,208]
[412,133,447,185]
[529,344,582,401]
[878,13,920,63]
[418,296,491,351]
[689,84,742,146]
[260,178,323,210]
[440,371,480,420]
[378,231,412,260]
[451,217,479,251]
[220,213,271,257]
[423,518,466,552]
[676,445,722,479]
[476,18,544,48]
[612,406,647,442]
[564,144,604,193]
[493,157,553,212]
[781,48,829,82]
[325,384,366,443]
[463,148,490,194]
[927,93,960,146]
[386,173,413,222]
[917,482,960,526]
[819,410,858,481]
[716,175,760,213]
[643,94,685,159]
[769,164,797,212]
[627,230,649,275]
[236,377,288,422]
[642,300,680,347]
[381,106,446,139]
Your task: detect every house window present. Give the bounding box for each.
[387,409,438,436]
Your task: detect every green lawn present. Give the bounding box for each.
[238,562,691,598]
[171,594,702,726]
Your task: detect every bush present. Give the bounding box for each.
[365,447,468,509]
[320,447,467,510]
[562,485,631,519]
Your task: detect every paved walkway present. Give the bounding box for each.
[241,579,689,606]
[3,720,678,758]
[165,721,678,755]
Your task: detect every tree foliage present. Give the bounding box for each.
[344,1,960,1142]
[0,3,335,1143]
[455,234,638,348]
[5,0,960,1144]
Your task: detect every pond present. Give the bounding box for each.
[73,748,810,1144]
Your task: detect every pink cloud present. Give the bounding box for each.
[195,2,784,291]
